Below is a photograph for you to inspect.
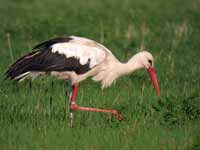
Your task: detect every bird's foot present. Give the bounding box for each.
[112,110,124,121]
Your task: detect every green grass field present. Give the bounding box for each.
[0,0,200,149]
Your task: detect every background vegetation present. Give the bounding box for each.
[0,0,200,149]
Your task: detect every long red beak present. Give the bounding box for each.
[147,67,160,96]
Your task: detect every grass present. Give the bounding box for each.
[0,0,200,149]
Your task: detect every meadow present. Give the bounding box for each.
[0,0,200,149]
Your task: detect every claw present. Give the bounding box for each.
[112,111,124,121]
[115,113,123,121]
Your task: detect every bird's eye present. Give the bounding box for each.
[148,59,152,66]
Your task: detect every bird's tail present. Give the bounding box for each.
[5,50,40,81]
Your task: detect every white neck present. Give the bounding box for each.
[92,52,148,88]
[117,55,145,75]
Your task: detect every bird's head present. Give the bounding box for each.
[129,51,160,96]
[136,51,154,68]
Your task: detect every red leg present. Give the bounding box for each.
[68,84,78,127]
[71,104,123,120]
[69,84,123,127]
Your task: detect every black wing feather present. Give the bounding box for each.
[5,50,41,80]
[27,49,91,74]
[5,36,92,80]
[5,48,91,80]
[33,36,72,50]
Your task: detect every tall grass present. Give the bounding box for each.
[0,0,200,149]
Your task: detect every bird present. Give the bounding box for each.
[5,35,160,127]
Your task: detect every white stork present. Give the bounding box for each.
[5,36,160,127]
